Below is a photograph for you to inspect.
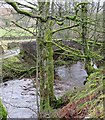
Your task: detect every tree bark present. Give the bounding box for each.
[81,4,93,75]
[37,2,56,112]
[102,2,105,117]
[37,20,50,111]
[103,2,105,60]
[45,23,56,106]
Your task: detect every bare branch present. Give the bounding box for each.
[16,2,38,11]
[26,1,38,8]
[12,21,36,36]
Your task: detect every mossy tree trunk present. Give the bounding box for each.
[103,2,105,61]
[103,2,105,116]
[37,2,56,113]
[37,20,50,111]
[81,4,93,75]
[45,24,56,107]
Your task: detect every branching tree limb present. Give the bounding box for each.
[16,2,38,11]
[52,24,79,34]
[5,0,43,20]
[46,41,84,58]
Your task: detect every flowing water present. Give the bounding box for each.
[54,61,88,97]
[0,61,88,118]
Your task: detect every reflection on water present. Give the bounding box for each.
[0,61,88,118]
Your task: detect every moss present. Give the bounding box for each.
[85,63,96,75]
[0,99,7,120]
[54,59,75,68]
[54,60,66,67]
[2,56,36,80]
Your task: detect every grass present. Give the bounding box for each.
[0,27,34,37]
[0,27,35,50]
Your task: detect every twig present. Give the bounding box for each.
[11,21,36,36]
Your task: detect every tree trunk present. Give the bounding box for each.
[103,2,105,60]
[37,2,56,113]
[81,4,93,75]
[102,2,105,116]
[37,20,50,111]
[45,23,56,106]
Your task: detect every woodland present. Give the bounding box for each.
[0,0,105,119]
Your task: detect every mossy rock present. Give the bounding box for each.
[0,99,7,120]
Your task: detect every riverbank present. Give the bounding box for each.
[55,69,104,119]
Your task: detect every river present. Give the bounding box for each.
[0,61,88,118]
